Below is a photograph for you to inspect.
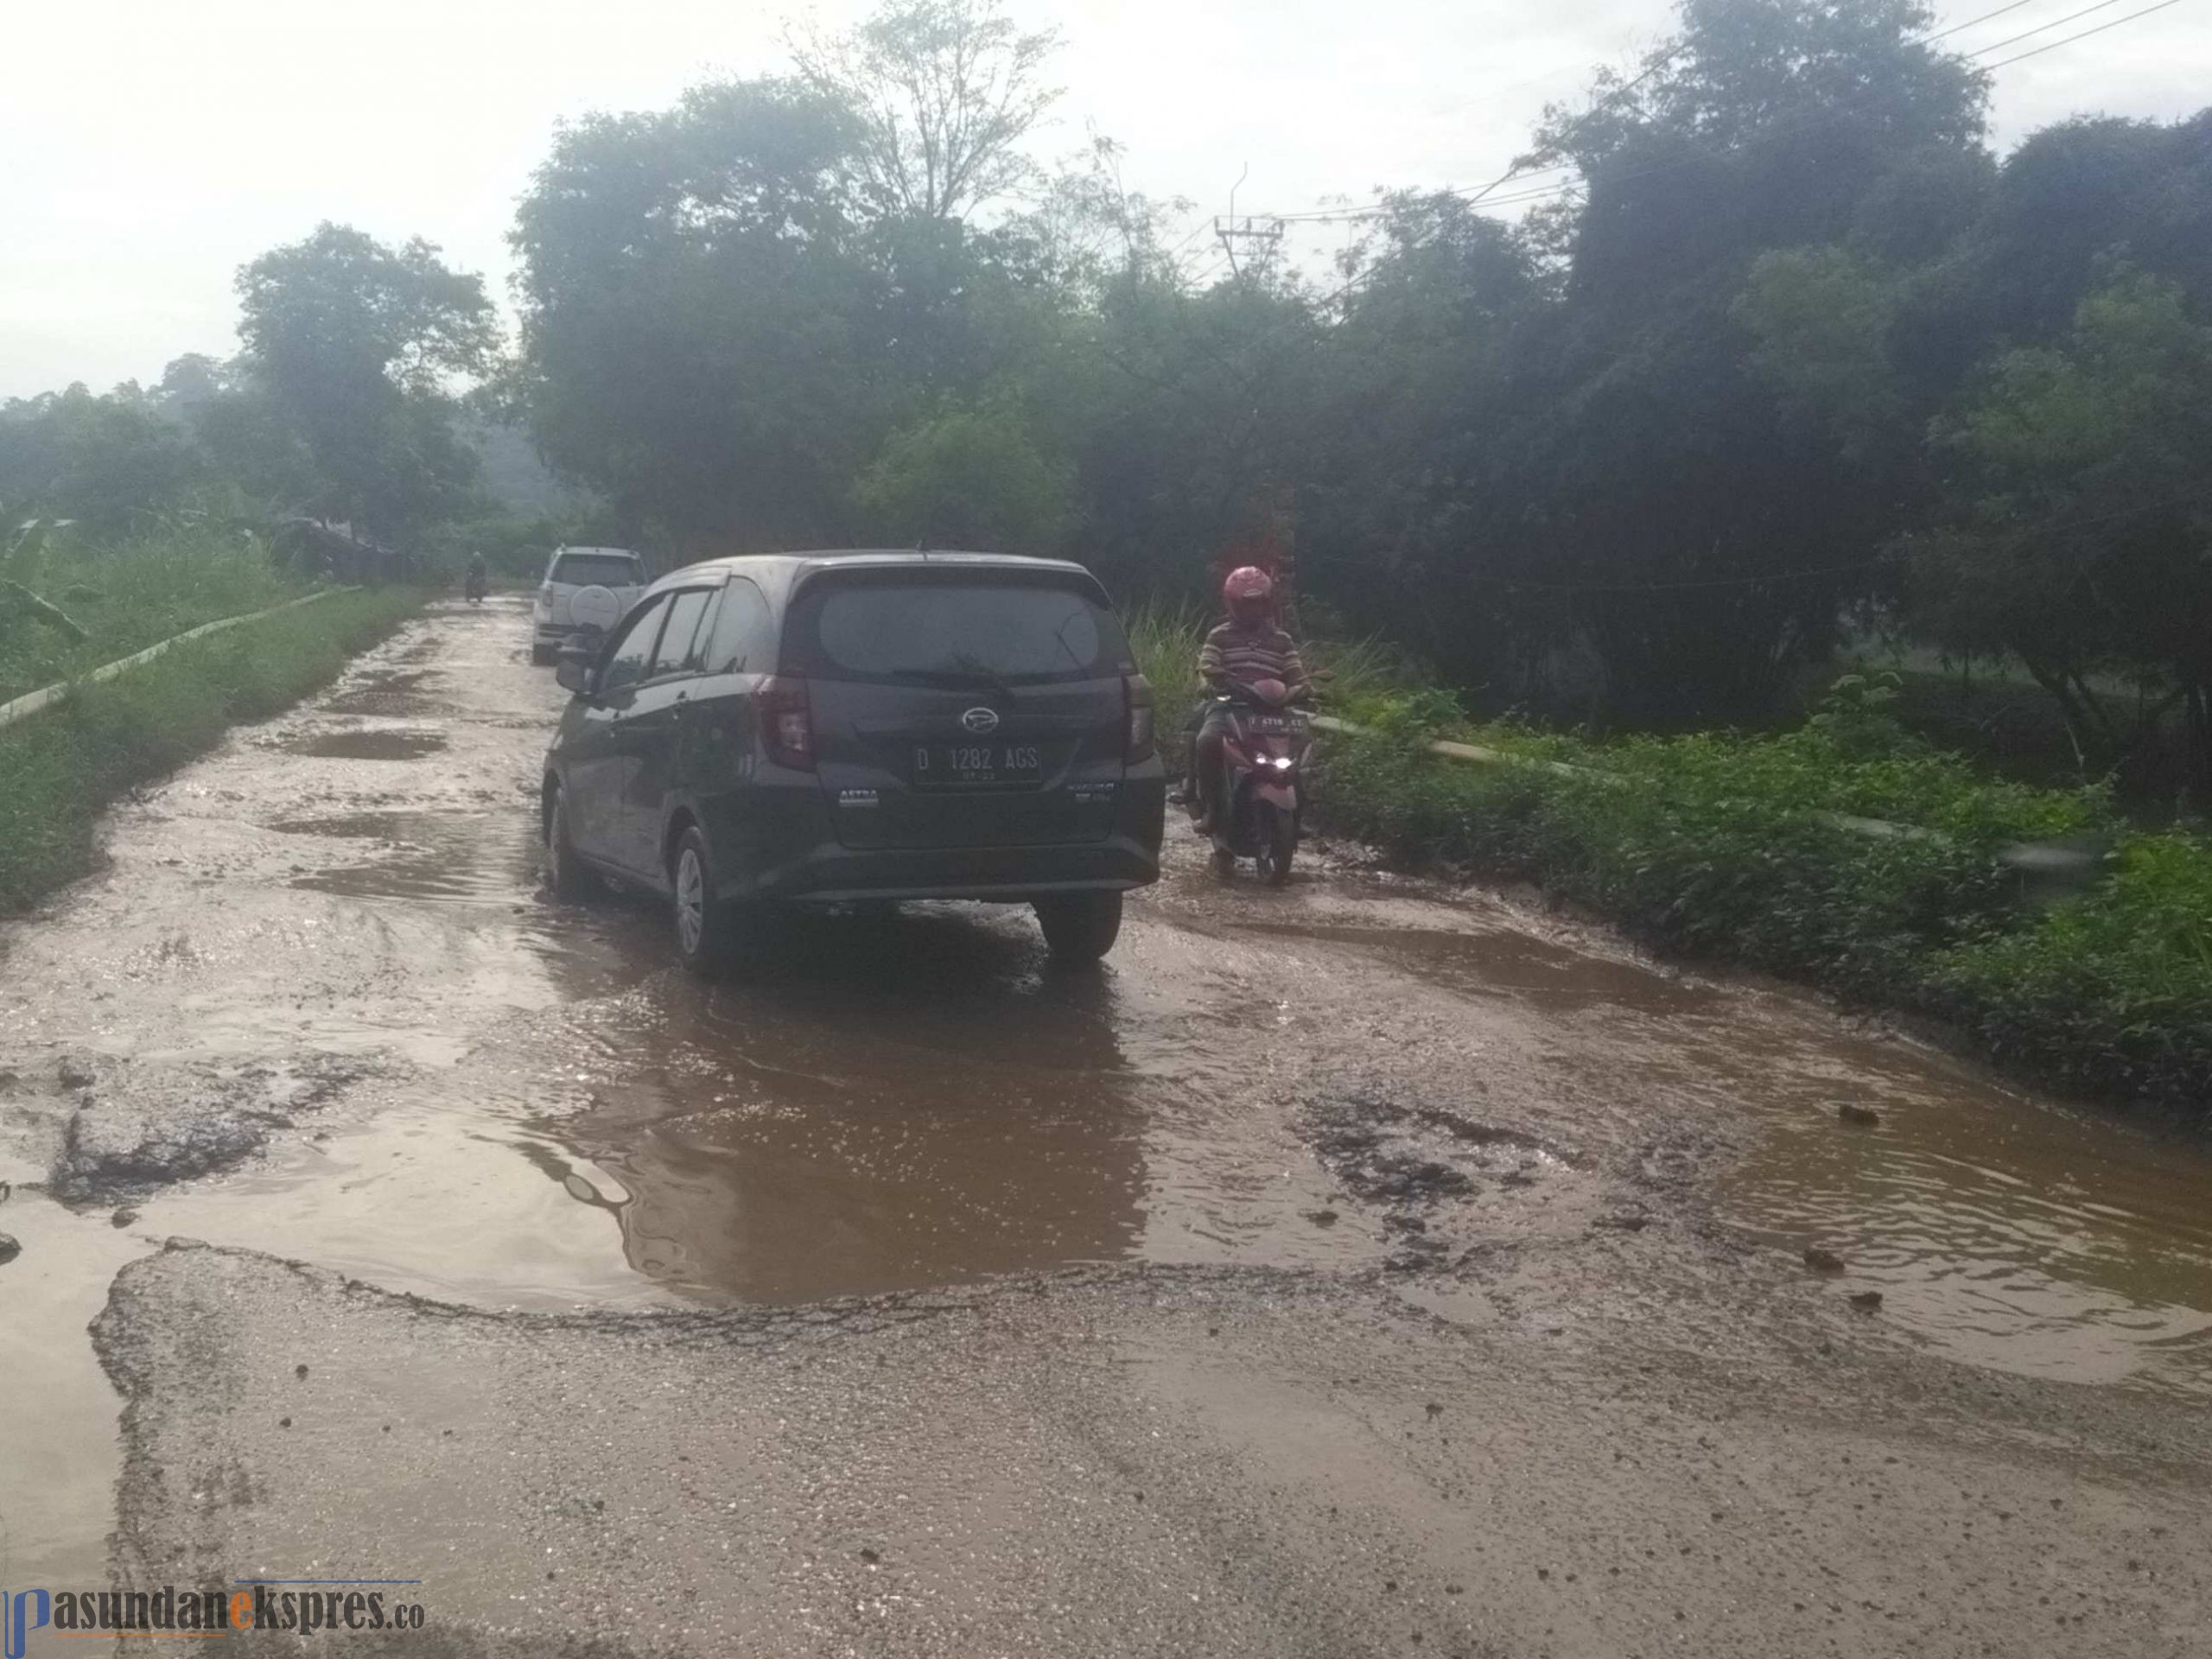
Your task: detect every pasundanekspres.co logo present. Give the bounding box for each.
[6,1580,427,1653]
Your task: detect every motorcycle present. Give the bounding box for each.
[464,568,488,605]
[1184,677,1312,885]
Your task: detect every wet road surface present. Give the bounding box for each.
[3,599,2211,1653]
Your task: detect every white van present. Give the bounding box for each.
[531,547,648,664]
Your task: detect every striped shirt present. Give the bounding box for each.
[1199,621,1307,690]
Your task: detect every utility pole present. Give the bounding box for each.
[1213,164,1282,279]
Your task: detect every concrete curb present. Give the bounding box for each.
[1308,712,2109,891]
[0,588,356,734]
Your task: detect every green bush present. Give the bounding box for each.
[1936,832,2212,1107]
[1295,677,2211,1115]
[1,524,305,704]
[0,587,422,912]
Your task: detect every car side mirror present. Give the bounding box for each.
[555,654,594,696]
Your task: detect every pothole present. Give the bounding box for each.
[1303,1094,1594,1270]
[283,728,448,760]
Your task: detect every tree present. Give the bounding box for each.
[1916,273,2212,795]
[156,353,236,413]
[511,79,880,548]
[1294,197,1553,691]
[853,396,1073,550]
[789,0,1058,222]
[0,383,204,532]
[235,224,499,539]
[498,0,2209,772]
[1484,0,1993,722]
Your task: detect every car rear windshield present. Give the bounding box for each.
[790,576,1134,686]
[550,552,643,587]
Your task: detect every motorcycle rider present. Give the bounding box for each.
[464,550,489,600]
[1191,566,1307,833]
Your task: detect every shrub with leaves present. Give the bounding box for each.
[1306,680,2210,1113]
[1936,832,2212,1107]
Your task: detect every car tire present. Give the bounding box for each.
[546,787,598,900]
[1034,891,1123,961]
[671,824,746,976]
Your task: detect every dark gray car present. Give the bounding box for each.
[542,550,1166,969]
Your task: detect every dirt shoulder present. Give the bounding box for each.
[95,1239,2212,1658]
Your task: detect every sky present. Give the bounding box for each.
[2,0,2203,400]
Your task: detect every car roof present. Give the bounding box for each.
[641,550,1106,604]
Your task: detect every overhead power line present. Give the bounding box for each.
[1965,0,2137,58]
[1980,0,2190,64]
[1119,0,2195,398]
[1241,0,2188,234]
[1924,0,2046,39]
[1322,0,2196,240]
[1259,41,1691,231]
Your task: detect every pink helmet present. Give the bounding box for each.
[1223,565,1274,625]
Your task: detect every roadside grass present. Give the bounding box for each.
[1127,620,2212,1117]
[1,529,306,705]
[1122,601,1414,767]
[0,586,423,912]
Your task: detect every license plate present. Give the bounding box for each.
[1244,714,1300,734]
[913,743,1042,786]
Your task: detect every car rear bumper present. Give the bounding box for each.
[716,772,1166,906]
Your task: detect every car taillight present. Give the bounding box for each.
[1123,674,1155,764]
[757,676,814,770]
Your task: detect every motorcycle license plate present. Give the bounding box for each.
[912,743,1042,787]
[1244,714,1298,733]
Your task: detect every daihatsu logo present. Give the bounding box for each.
[961,707,1000,734]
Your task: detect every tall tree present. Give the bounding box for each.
[788,0,1058,222]
[235,224,499,540]
[511,79,877,548]
[1916,272,2212,793]
[1497,0,1992,722]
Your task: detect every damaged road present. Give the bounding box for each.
[4,598,2212,1655]
[91,1241,2212,1658]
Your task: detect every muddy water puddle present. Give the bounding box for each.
[1289,906,2212,1396]
[519,906,1226,1303]
[321,668,438,717]
[271,809,544,904]
[1224,917,1719,1012]
[282,727,449,760]
[1699,1032,2212,1396]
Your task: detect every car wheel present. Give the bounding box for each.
[671,825,745,976]
[546,788,598,900]
[1034,891,1123,961]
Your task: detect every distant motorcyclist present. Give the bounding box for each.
[1191,566,1307,831]
[464,551,489,601]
